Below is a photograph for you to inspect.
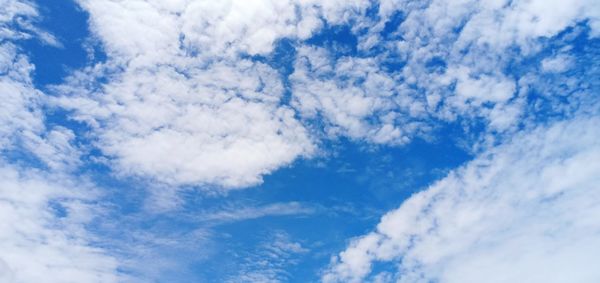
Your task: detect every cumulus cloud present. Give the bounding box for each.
[323,115,600,283]
[56,0,385,189]
[2,0,599,281]
[77,0,370,60]
[1,41,81,171]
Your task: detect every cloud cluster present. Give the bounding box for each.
[291,0,600,145]
[323,115,600,282]
[58,59,314,188]
[291,46,424,145]
[56,0,375,189]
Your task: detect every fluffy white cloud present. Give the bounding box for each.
[0,0,44,150]
[0,0,60,46]
[323,115,600,283]
[0,0,35,40]
[57,59,314,188]
[57,0,384,189]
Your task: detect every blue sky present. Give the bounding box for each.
[1,0,599,282]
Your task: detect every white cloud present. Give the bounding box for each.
[0,3,126,282]
[57,60,314,188]
[22,126,82,171]
[77,0,370,61]
[0,0,80,170]
[0,43,80,170]
[57,0,382,189]
[291,46,423,145]
[0,0,61,46]
[323,115,600,283]
[0,0,37,40]
[455,0,600,50]
[541,54,575,73]
[51,0,599,192]
[291,0,599,145]
[0,162,122,283]
[0,42,43,151]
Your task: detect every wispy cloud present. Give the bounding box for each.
[197,202,315,224]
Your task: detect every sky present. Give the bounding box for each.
[0,0,599,282]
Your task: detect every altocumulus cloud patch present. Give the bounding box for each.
[1,0,600,282]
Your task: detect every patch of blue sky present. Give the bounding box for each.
[18,0,95,87]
